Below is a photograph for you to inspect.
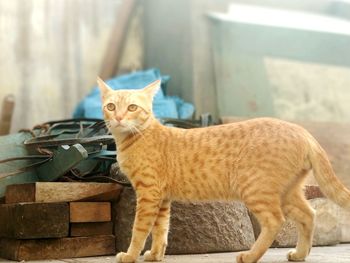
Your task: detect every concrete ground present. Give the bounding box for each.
[1,244,349,263]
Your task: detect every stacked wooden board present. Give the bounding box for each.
[0,182,122,261]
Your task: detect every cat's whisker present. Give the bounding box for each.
[131,125,144,138]
[128,124,147,142]
[129,126,137,137]
[104,120,111,127]
[131,126,145,142]
[123,122,137,136]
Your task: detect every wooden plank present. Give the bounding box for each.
[70,222,113,237]
[0,94,15,136]
[5,182,123,203]
[99,0,137,79]
[70,202,111,223]
[0,202,69,239]
[5,183,35,204]
[0,235,116,261]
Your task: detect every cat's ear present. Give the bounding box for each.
[97,77,113,99]
[142,79,161,99]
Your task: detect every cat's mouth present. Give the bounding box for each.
[111,123,126,130]
[109,120,139,134]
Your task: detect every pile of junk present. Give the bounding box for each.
[0,68,213,199]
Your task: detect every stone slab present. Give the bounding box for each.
[273,198,341,247]
[114,188,255,254]
[339,208,350,243]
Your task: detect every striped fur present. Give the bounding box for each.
[97,79,350,263]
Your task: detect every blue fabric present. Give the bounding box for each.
[73,68,195,120]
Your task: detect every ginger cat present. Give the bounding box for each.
[97,78,350,263]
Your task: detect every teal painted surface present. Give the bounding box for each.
[208,7,350,118]
[37,144,88,182]
[0,132,39,197]
[209,16,275,117]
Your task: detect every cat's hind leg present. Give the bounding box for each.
[144,200,171,262]
[282,189,315,262]
[238,194,285,263]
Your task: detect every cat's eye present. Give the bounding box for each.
[106,103,115,111]
[127,104,138,112]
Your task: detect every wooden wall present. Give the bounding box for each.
[0,0,121,132]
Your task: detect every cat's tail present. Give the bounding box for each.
[307,135,350,209]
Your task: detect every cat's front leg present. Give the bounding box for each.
[116,193,162,263]
[144,200,171,261]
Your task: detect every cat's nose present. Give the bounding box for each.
[115,115,123,122]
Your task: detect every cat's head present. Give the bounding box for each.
[97,77,160,134]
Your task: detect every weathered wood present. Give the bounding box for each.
[99,0,136,79]
[0,202,69,239]
[0,1,123,132]
[5,183,35,204]
[0,94,15,136]
[0,235,116,261]
[70,222,113,237]
[5,182,122,203]
[70,202,111,223]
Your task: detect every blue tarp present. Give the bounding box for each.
[73,68,195,120]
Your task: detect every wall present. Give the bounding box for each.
[143,0,234,119]
[143,0,350,121]
[143,0,194,101]
[0,0,121,132]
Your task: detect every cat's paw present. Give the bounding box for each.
[287,249,306,262]
[143,250,164,261]
[116,252,136,263]
[236,252,257,263]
